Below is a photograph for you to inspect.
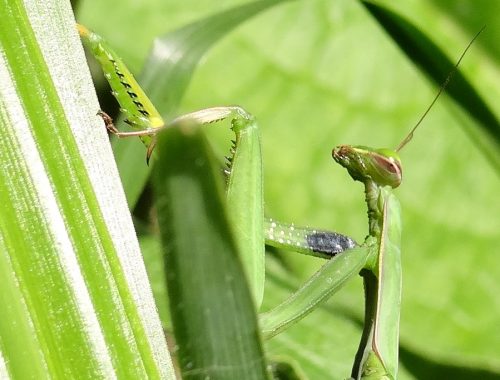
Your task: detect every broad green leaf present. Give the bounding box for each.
[154,126,269,379]
[0,0,173,378]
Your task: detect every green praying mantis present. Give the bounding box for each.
[78,23,481,379]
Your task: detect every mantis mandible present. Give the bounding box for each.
[79,23,481,379]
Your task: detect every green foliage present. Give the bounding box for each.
[75,0,500,379]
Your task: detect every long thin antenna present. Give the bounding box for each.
[396,26,485,152]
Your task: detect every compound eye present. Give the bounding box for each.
[376,155,400,174]
[372,152,402,188]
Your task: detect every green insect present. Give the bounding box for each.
[79,24,481,379]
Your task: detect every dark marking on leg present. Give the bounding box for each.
[306,231,357,256]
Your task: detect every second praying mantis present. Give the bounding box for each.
[78,23,481,379]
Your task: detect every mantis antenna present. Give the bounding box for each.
[396,26,485,152]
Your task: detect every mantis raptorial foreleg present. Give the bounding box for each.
[79,23,481,380]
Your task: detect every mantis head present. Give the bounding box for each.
[332,145,402,188]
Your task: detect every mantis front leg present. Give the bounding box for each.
[131,105,267,306]
[109,105,358,306]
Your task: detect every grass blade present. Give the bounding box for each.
[154,126,269,379]
[0,0,173,377]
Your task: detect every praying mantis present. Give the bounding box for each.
[78,23,481,379]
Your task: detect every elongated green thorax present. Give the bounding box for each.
[333,145,403,379]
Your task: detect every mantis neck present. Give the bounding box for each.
[364,180,383,238]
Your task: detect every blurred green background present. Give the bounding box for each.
[76,0,500,378]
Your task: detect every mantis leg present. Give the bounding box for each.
[99,106,250,137]
[260,242,374,339]
[265,218,357,259]
[78,24,164,154]
[133,105,267,307]
[96,110,120,134]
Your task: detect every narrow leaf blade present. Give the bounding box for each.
[154,126,269,379]
[0,0,174,377]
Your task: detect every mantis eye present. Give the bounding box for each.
[373,152,402,183]
[373,149,403,188]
